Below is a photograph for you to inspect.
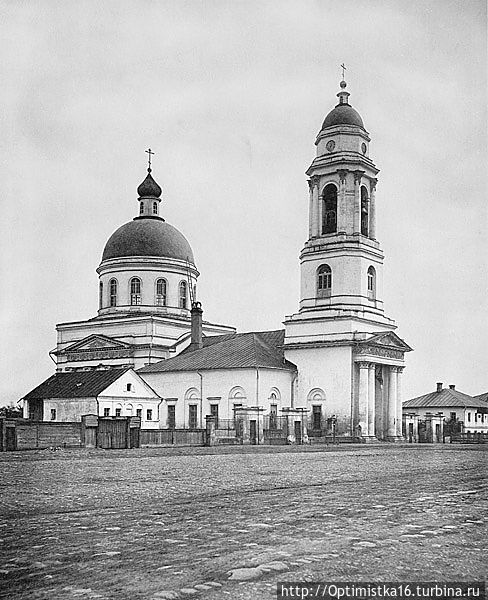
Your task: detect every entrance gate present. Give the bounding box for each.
[95,417,141,449]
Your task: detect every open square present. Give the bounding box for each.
[1,445,486,599]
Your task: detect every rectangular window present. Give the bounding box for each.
[210,404,219,428]
[146,409,153,421]
[312,405,322,430]
[467,412,471,422]
[189,405,198,429]
[115,408,122,417]
[103,408,110,417]
[136,408,142,418]
[50,409,56,421]
[126,383,132,392]
[167,405,176,429]
[450,412,456,421]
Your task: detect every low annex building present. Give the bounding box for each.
[139,323,297,430]
[22,368,161,429]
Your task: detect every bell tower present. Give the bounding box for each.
[284,75,412,442]
[297,77,395,329]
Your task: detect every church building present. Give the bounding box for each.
[22,77,412,442]
[52,156,234,373]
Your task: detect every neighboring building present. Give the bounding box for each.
[403,382,488,434]
[22,368,161,429]
[52,166,234,372]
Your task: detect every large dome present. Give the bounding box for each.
[321,104,364,129]
[102,218,195,263]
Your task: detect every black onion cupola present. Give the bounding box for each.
[137,163,163,219]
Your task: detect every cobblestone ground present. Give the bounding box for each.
[0,445,486,600]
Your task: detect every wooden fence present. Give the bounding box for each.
[0,419,82,451]
[140,428,205,447]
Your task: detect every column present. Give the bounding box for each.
[387,366,398,439]
[311,176,320,237]
[353,171,363,233]
[396,366,404,438]
[337,169,347,233]
[368,363,376,437]
[369,178,377,239]
[308,180,313,239]
[358,361,369,437]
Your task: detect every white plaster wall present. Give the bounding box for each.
[301,251,384,304]
[100,370,159,399]
[316,132,369,157]
[97,397,161,428]
[284,345,353,433]
[140,368,294,428]
[42,398,97,422]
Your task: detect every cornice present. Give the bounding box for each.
[97,257,200,278]
[306,153,379,177]
[283,312,397,328]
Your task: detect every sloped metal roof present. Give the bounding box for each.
[403,388,488,409]
[22,368,132,400]
[473,392,488,404]
[138,330,297,373]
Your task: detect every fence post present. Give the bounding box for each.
[205,416,217,446]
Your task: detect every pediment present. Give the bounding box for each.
[364,331,412,351]
[60,334,133,354]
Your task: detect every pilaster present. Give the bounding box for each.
[353,171,364,234]
[311,176,320,237]
[337,169,348,234]
[369,178,377,239]
[308,179,313,239]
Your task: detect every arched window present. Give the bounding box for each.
[179,281,187,309]
[139,202,144,215]
[99,281,103,309]
[109,279,118,307]
[367,266,376,299]
[317,264,332,297]
[155,278,167,306]
[361,186,369,236]
[322,184,337,235]
[130,277,142,305]
[152,201,158,215]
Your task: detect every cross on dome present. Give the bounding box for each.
[145,148,155,173]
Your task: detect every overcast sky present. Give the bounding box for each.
[1,0,486,406]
